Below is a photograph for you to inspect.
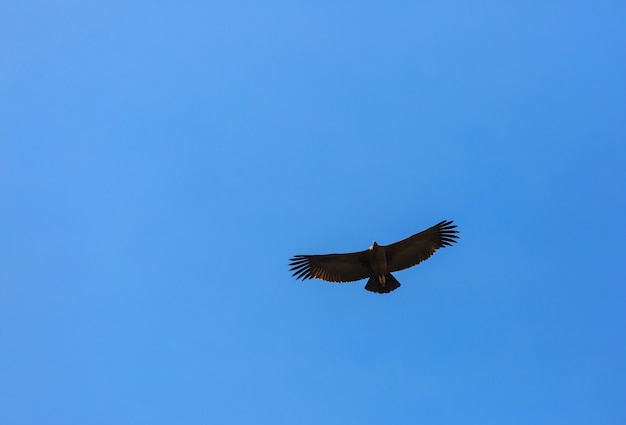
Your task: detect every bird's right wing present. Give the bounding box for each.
[289,250,371,282]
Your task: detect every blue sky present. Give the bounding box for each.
[2,1,625,424]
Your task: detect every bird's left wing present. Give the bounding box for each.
[385,220,459,272]
[289,250,371,282]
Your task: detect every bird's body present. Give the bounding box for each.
[368,242,387,283]
[289,220,458,294]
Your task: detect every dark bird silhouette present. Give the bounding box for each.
[289,220,459,294]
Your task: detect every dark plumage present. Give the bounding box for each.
[289,220,459,294]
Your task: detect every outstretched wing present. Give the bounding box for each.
[289,251,371,282]
[384,220,459,272]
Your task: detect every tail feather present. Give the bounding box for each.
[364,273,401,294]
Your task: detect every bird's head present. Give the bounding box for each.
[369,241,379,250]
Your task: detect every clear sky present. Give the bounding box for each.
[2,1,625,424]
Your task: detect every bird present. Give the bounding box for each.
[289,220,458,294]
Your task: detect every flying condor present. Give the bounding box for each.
[289,220,459,294]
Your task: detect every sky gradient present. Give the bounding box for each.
[2,2,625,424]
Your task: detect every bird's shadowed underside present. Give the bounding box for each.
[289,220,459,294]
